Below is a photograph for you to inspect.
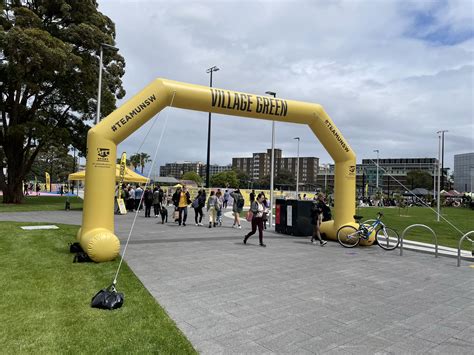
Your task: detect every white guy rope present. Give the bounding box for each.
[112,92,176,286]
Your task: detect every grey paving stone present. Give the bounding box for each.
[451,325,474,344]
[427,338,474,355]
[256,329,313,351]
[223,341,275,354]
[297,330,359,353]
[414,324,460,343]
[385,335,438,353]
[194,340,225,355]
[336,335,392,354]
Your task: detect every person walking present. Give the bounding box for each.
[223,189,230,209]
[207,190,218,228]
[193,189,206,226]
[230,188,244,229]
[215,190,223,226]
[310,193,328,246]
[262,193,269,230]
[243,193,267,247]
[128,186,135,211]
[135,185,143,211]
[152,186,161,218]
[144,187,153,218]
[249,189,256,203]
[172,185,191,226]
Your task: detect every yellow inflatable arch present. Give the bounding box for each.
[80,78,359,262]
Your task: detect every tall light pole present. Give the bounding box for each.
[205,66,219,188]
[96,43,119,125]
[437,133,442,221]
[72,146,76,194]
[437,130,448,190]
[373,149,380,193]
[294,137,300,198]
[265,91,276,229]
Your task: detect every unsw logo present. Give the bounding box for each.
[97,148,110,161]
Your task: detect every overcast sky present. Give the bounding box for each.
[98,0,473,175]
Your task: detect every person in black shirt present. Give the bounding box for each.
[310,193,328,246]
[249,189,256,203]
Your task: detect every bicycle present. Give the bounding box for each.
[336,212,400,250]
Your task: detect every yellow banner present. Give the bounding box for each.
[117,152,127,203]
[45,172,51,191]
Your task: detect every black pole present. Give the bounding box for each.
[72,147,76,194]
[205,70,213,188]
[362,171,366,198]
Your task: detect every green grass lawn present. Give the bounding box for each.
[356,206,474,249]
[0,222,196,354]
[0,196,83,212]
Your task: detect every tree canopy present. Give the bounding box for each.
[0,0,126,202]
[407,170,433,190]
[210,170,239,188]
[181,171,203,186]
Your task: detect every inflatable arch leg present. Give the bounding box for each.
[80,78,365,262]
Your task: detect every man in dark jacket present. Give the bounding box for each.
[310,193,328,246]
[143,187,154,218]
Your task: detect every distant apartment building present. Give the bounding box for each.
[315,158,442,196]
[159,161,203,179]
[159,161,232,179]
[207,164,232,176]
[454,153,474,192]
[232,148,319,189]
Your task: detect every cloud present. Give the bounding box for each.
[98,0,473,174]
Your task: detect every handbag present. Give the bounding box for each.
[246,210,253,222]
[173,210,179,220]
[91,284,124,310]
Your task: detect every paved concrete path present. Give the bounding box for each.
[1,209,473,354]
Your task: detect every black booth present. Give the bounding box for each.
[275,199,314,236]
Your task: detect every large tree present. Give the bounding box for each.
[0,1,125,203]
[181,171,203,186]
[26,144,75,183]
[407,170,433,190]
[210,170,239,188]
[234,169,250,189]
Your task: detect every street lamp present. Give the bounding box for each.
[373,149,380,193]
[436,133,442,221]
[437,130,448,190]
[205,65,220,188]
[96,43,119,125]
[265,91,276,229]
[294,137,300,198]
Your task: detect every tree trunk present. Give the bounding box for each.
[2,177,24,204]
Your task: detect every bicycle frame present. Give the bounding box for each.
[360,218,384,239]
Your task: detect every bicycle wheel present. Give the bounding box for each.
[376,227,400,250]
[337,225,361,248]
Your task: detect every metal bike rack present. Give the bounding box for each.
[457,231,474,267]
[400,224,438,257]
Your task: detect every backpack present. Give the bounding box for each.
[145,191,153,202]
[73,251,93,263]
[236,195,244,209]
[322,204,332,222]
[215,198,222,211]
